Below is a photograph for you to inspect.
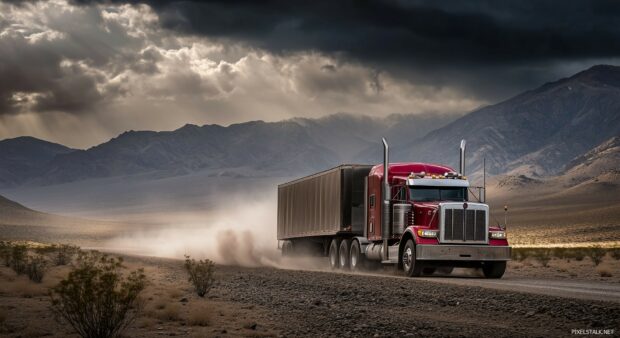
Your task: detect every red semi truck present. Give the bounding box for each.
[277,139,511,278]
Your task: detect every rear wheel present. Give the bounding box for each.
[339,239,351,269]
[328,238,340,269]
[349,240,363,271]
[402,239,422,277]
[482,261,506,279]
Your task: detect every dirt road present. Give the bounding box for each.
[419,274,620,303]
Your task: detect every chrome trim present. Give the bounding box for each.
[439,202,489,244]
[416,244,511,261]
[382,138,390,261]
[407,178,470,187]
[459,139,466,176]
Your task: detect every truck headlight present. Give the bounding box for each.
[417,229,439,238]
[489,231,507,239]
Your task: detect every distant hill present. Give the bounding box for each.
[395,65,620,178]
[0,194,75,227]
[0,137,75,187]
[0,113,453,187]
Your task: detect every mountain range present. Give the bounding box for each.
[0,65,619,189]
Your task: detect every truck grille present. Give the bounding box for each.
[440,203,488,243]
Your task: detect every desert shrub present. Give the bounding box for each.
[610,248,620,261]
[26,255,48,283]
[0,241,11,267]
[596,266,613,277]
[184,255,215,297]
[54,244,80,266]
[573,249,585,261]
[49,254,146,338]
[587,246,606,266]
[33,244,57,255]
[512,248,531,262]
[511,249,524,261]
[533,249,551,267]
[550,247,568,259]
[10,244,28,275]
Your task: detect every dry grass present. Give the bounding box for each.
[167,288,184,299]
[135,317,157,329]
[187,304,211,327]
[151,298,168,310]
[152,303,181,321]
[596,265,613,277]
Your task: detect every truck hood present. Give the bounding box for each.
[411,202,440,228]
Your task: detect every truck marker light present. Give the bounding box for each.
[489,231,507,239]
[417,229,439,238]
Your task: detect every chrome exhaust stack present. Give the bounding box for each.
[381,138,390,261]
[459,139,466,176]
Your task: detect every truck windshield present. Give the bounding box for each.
[409,187,467,202]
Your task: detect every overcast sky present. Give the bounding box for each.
[1,0,619,148]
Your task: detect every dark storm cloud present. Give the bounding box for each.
[0,32,103,115]
[68,0,620,98]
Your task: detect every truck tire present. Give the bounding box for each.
[402,239,422,277]
[482,261,506,279]
[339,239,351,269]
[329,238,341,269]
[349,239,364,271]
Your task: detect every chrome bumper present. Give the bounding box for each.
[416,244,511,261]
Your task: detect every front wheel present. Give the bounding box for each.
[482,261,506,279]
[402,239,422,277]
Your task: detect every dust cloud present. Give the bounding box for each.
[102,195,286,267]
[102,193,327,270]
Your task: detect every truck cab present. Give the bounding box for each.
[363,162,510,277]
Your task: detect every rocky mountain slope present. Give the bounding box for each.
[395,65,620,178]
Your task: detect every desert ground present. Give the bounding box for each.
[1,249,620,338]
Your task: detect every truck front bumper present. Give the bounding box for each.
[416,244,511,261]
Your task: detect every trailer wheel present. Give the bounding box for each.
[329,238,341,269]
[349,240,364,271]
[482,261,506,279]
[339,239,351,269]
[402,239,422,277]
